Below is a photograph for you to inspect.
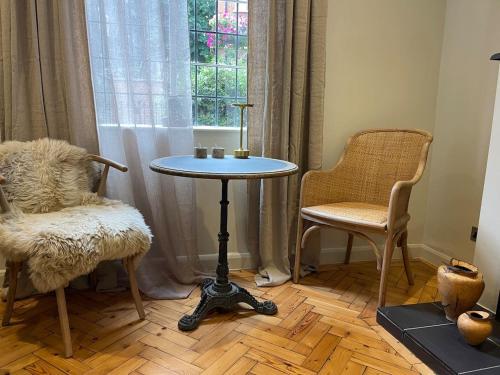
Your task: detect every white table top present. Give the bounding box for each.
[150,155,298,180]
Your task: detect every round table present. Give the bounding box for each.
[150,155,298,331]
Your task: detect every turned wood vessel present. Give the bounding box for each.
[437,259,484,321]
[457,310,493,346]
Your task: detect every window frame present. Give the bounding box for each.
[190,0,248,128]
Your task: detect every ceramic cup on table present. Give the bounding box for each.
[194,146,207,158]
[212,147,224,159]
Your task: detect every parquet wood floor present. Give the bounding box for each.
[0,260,439,374]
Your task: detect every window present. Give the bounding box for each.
[86,0,194,127]
[188,0,248,127]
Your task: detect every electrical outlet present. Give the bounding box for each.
[470,226,478,242]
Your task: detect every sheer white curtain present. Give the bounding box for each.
[85,0,206,298]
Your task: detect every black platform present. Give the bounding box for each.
[377,303,500,374]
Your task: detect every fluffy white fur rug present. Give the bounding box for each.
[0,139,151,292]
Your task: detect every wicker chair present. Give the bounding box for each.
[293,129,433,307]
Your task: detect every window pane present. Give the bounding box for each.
[217,99,238,127]
[128,25,146,59]
[217,34,236,65]
[153,95,168,124]
[196,0,216,31]
[133,94,149,124]
[237,2,248,35]
[125,0,142,22]
[87,22,103,58]
[196,32,216,63]
[149,27,164,60]
[217,67,236,97]
[91,58,105,93]
[116,94,132,124]
[189,31,196,62]
[237,36,247,66]
[218,1,237,34]
[86,0,101,22]
[107,59,126,84]
[237,68,246,98]
[130,59,146,81]
[151,61,163,82]
[108,24,126,60]
[191,65,196,96]
[95,93,109,124]
[192,101,196,125]
[197,66,216,96]
[188,0,195,29]
[147,1,162,24]
[189,0,247,127]
[197,98,216,126]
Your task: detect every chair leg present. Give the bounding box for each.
[125,256,146,320]
[344,233,354,264]
[55,287,73,358]
[89,270,98,291]
[2,261,21,326]
[399,230,414,286]
[293,216,305,284]
[378,236,396,307]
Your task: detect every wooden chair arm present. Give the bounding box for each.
[89,155,128,172]
[89,155,128,197]
[0,175,10,212]
[387,141,431,230]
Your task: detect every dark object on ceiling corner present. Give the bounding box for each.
[491,53,500,61]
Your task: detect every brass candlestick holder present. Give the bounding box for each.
[232,103,253,159]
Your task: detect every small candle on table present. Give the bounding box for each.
[194,145,207,158]
[212,146,225,159]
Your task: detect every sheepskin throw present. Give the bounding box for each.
[0,139,151,292]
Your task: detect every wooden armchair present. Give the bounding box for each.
[293,129,433,307]
[0,138,151,358]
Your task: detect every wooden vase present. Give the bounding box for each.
[437,259,484,322]
[457,311,492,346]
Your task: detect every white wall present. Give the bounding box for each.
[192,3,500,295]
[193,0,448,267]
[474,66,500,311]
[423,0,500,262]
[321,0,446,250]
[193,0,500,276]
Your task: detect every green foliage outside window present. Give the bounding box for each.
[189,0,248,127]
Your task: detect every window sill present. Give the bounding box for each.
[98,124,246,132]
[193,126,247,132]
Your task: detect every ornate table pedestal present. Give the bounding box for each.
[150,156,298,331]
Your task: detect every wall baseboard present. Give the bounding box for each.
[408,243,451,267]
[0,244,448,287]
[195,243,451,271]
[319,243,451,268]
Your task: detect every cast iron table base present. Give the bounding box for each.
[178,279,277,331]
[178,179,278,331]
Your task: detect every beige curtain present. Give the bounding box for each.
[0,0,99,297]
[0,0,98,153]
[247,0,327,286]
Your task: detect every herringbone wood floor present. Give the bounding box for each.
[0,260,439,375]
